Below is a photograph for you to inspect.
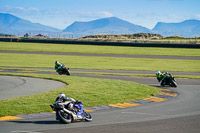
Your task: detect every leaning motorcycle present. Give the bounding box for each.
[57,65,70,76]
[50,101,92,124]
[160,73,177,87]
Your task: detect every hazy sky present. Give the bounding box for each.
[0,0,199,29]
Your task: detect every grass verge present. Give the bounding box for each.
[0,42,200,56]
[0,73,160,117]
[1,67,199,79]
[1,53,200,72]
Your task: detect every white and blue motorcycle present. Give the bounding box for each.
[50,97,92,124]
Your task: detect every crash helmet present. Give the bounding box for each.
[59,93,65,98]
[156,71,161,77]
[55,61,62,66]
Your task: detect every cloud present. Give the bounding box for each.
[0,6,113,29]
[99,12,113,17]
[0,6,40,15]
[196,14,200,19]
[71,11,113,18]
[0,5,113,19]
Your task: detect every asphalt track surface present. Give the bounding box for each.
[1,50,200,60]
[0,76,66,100]
[0,51,200,133]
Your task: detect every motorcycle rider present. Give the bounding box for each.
[55,61,65,72]
[156,71,168,86]
[55,93,76,104]
[54,93,83,119]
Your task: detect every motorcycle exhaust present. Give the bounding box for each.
[63,108,78,120]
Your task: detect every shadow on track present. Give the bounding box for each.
[9,120,60,125]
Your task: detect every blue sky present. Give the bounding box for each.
[0,0,200,29]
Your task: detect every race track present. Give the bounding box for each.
[0,72,200,133]
[0,51,200,133]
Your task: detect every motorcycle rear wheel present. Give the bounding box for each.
[56,110,72,124]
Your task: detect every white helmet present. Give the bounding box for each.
[59,93,65,98]
[156,71,161,76]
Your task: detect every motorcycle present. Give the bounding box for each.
[159,73,177,87]
[56,65,70,76]
[50,100,92,124]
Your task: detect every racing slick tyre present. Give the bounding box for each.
[56,110,72,124]
[170,79,177,87]
[65,69,70,76]
[84,111,92,122]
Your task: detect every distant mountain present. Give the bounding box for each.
[0,13,61,35]
[152,19,200,37]
[1,13,199,38]
[63,17,152,35]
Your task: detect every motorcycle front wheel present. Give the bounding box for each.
[84,111,92,122]
[56,110,72,124]
[170,79,177,87]
[65,69,70,76]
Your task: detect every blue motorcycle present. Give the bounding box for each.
[50,100,92,124]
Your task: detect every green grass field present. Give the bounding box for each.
[0,73,160,117]
[1,53,199,72]
[0,42,200,56]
